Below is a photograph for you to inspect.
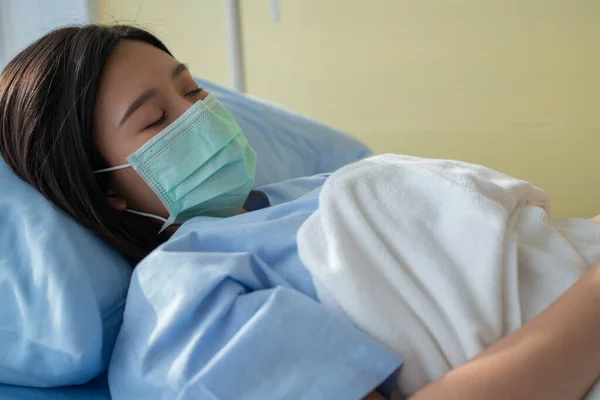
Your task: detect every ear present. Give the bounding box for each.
[105,187,128,211]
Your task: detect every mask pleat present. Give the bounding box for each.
[144,120,241,191]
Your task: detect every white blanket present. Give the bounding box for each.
[297,154,600,398]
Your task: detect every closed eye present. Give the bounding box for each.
[185,88,204,97]
[147,111,167,129]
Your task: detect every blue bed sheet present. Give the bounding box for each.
[0,374,110,400]
[108,175,403,399]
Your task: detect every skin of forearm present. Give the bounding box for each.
[410,263,600,400]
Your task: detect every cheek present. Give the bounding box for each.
[95,119,149,168]
[100,139,142,168]
[115,169,169,218]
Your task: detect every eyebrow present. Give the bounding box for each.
[118,88,157,127]
[172,63,189,80]
[118,63,190,128]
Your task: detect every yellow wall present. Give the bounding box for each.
[99,0,231,85]
[100,0,600,218]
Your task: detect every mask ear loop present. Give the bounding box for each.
[94,164,168,224]
[125,209,168,223]
[94,164,131,174]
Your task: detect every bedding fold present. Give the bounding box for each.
[298,154,600,397]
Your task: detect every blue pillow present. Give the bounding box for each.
[195,79,372,187]
[0,159,132,387]
[0,79,370,388]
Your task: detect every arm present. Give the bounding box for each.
[411,263,600,400]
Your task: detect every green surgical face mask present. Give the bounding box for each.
[96,94,256,232]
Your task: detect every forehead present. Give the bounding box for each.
[101,39,175,88]
[95,40,176,118]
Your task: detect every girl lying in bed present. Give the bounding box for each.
[1,25,599,400]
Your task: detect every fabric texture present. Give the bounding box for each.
[298,154,600,397]
[0,159,132,387]
[109,175,402,400]
[0,374,111,400]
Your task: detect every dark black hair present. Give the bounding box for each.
[0,24,173,263]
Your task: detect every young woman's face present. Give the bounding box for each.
[95,40,208,218]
